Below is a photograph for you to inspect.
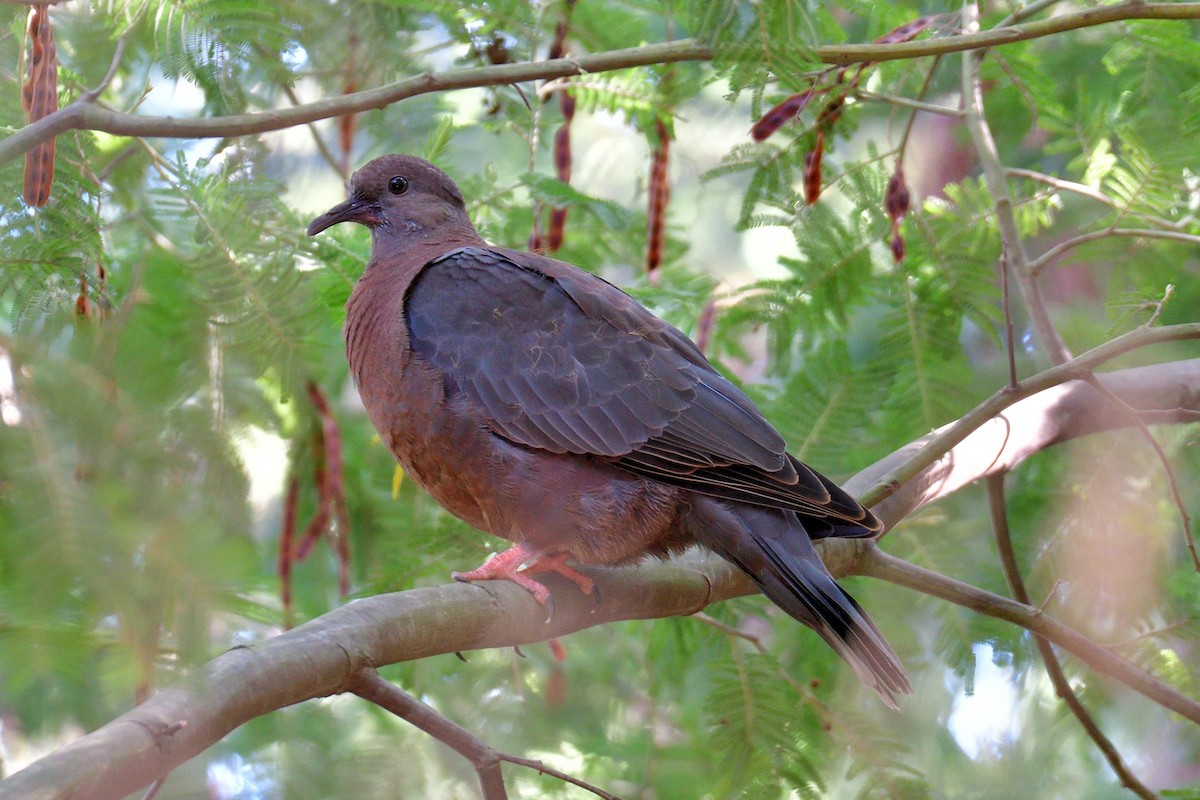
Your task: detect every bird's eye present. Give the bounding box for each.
[388,176,409,195]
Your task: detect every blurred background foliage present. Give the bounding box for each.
[1,0,1199,797]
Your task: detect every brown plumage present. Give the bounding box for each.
[307,155,911,706]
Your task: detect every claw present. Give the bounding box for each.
[451,544,595,612]
[452,544,553,605]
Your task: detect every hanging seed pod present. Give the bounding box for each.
[547,92,575,251]
[339,29,359,177]
[295,383,353,596]
[885,164,911,263]
[751,88,817,142]
[279,474,300,627]
[74,272,89,319]
[890,229,906,263]
[646,118,672,278]
[884,164,911,221]
[22,4,57,207]
[803,130,825,205]
[816,95,845,130]
[876,15,939,45]
[543,1,576,252]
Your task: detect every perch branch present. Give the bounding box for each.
[853,323,1200,512]
[2,359,1199,800]
[3,2,1200,165]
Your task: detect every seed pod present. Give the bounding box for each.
[646,118,672,277]
[543,1,576,253]
[750,88,816,142]
[890,227,906,263]
[23,4,57,207]
[339,29,359,177]
[803,130,825,205]
[885,164,910,263]
[279,474,300,627]
[884,164,911,221]
[875,15,938,45]
[74,272,89,319]
[816,95,844,130]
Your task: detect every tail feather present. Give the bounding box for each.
[687,496,911,708]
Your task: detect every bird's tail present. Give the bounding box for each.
[686,496,911,708]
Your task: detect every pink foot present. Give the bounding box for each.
[452,544,594,605]
[525,552,595,597]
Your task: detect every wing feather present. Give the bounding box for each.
[405,246,878,530]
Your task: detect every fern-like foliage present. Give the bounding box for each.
[143,148,317,377]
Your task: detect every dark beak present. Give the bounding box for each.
[306,196,380,236]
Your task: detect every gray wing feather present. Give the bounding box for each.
[405,246,876,527]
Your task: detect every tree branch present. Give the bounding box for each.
[3,2,1198,166]
[1028,228,1200,275]
[960,1,1071,364]
[3,357,1198,800]
[857,544,1200,727]
[853,323,1200,514]
[347,669,621,800]
[1005,168,1191,231]
[986,476,1158,800]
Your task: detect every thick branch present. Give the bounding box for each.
[2,358,1197,800]
[3,2,1199,166]
[852,324,1200,515]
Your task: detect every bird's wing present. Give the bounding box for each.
[405,246,876,529]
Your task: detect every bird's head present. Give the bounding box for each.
[306,154,469,238]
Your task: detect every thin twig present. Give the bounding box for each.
[1145,284,1174,328]
[1005,168,1191,231]
[996,0,1065,27]
[857,322,1200,508]
[1000,243,1019,388]
[897,54,945,166]
[1028,228,1200,275]
[139,777,165,800]
[1110,620,1198,650]
[854,86,959,117]
[1078,373,1200,573]
[858,544,1200,726]
[989,51,1039,130]
[279,82,346,179]
[986,477,1159,800]
[349,669,507,800]
[960,1,1071,365]
[496,755,622,800]
[348,669,621,800]
[82,30,129,102]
